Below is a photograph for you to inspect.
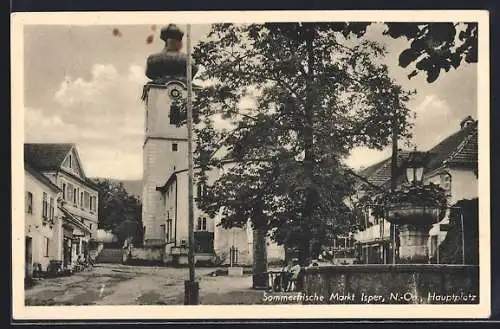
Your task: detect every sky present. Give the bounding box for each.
[23,23,477,180]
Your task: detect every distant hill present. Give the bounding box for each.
[91,178,143,199]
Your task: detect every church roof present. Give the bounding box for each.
[358,118,478,188]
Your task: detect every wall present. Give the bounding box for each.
[214,225,251,265]
[25,170,62,272]
[143,138,175,244]
[130,246,163,261]
[426,168,478,256]
[143,85,188,245]
[302,265,479,304]
[448,168,478,204]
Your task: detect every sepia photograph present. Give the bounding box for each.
[11,10,490,320]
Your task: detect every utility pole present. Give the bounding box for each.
[390,99,398,265]
[184,23,199,305]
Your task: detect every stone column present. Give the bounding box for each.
[398,223,432,263]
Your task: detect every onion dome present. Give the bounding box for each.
[145,24,198,81]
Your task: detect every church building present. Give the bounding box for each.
[140,24,284,266]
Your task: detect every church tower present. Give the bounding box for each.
[142,25,196,246]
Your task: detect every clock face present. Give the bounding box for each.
[167,83,185,100]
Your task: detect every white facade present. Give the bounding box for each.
[142,82,188,246]
[25,168,62,276]
[426,168,478,256]
[25,143,98,270]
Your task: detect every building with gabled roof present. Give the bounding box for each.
[24,143,98,270]
[24,162,62,280]
[353,116,478,264]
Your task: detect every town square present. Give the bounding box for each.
[14,12,487,317]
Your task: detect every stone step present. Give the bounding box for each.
[95,248,124,264]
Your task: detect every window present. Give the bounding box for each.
[42,192,48,219]
[62,183,67,200]
[26,192,33,214]
[168,221,173,241]
[49,197,54,221]
[166,220,171,242]
[68,154,72,168]
[197,217,207,231]
[172,143,178,152]
[89,223,92,230]
[67,183,73,202]
[73,188,77,205]
[197,183,206,200]
[84,191,90,209]
[90,195,97,213]
[44,237,49,257]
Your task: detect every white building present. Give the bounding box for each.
[24,143,99,269]
[141,24,284,265]
[25,164,62,278]
[353,116,478,263]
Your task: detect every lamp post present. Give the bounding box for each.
[405,148,425,185]
[184,23,199,305]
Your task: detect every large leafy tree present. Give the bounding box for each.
[192,23,414,270]
[94,179,143,244]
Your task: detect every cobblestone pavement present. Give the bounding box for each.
[25,264,267,305]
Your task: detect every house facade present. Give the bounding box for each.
[353,116,478,264]
[24,143,98,269]
[25,164,62,279]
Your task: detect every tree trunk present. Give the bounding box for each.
[300,23,316,266]
[252,224,268,289]
[252,202,268,289]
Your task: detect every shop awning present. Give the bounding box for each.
[59,207,92,235]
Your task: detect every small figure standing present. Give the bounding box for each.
[289,258,301,292]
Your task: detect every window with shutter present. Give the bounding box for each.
[26,192,33,214]
[49,197,54,221]
[42,192,48,219]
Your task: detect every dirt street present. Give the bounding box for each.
[25,264,267,305]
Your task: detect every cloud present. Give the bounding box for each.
[412,95,457,149]
[24,107,79,142]
[25,64,147,179]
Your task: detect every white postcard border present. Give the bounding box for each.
[11,10,491,320]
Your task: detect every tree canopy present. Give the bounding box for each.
[94,179,143,244]
[192,23,414,262]
[381,22,478,82]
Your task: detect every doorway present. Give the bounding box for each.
[63,237,72,268]
[25,237,32,279]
